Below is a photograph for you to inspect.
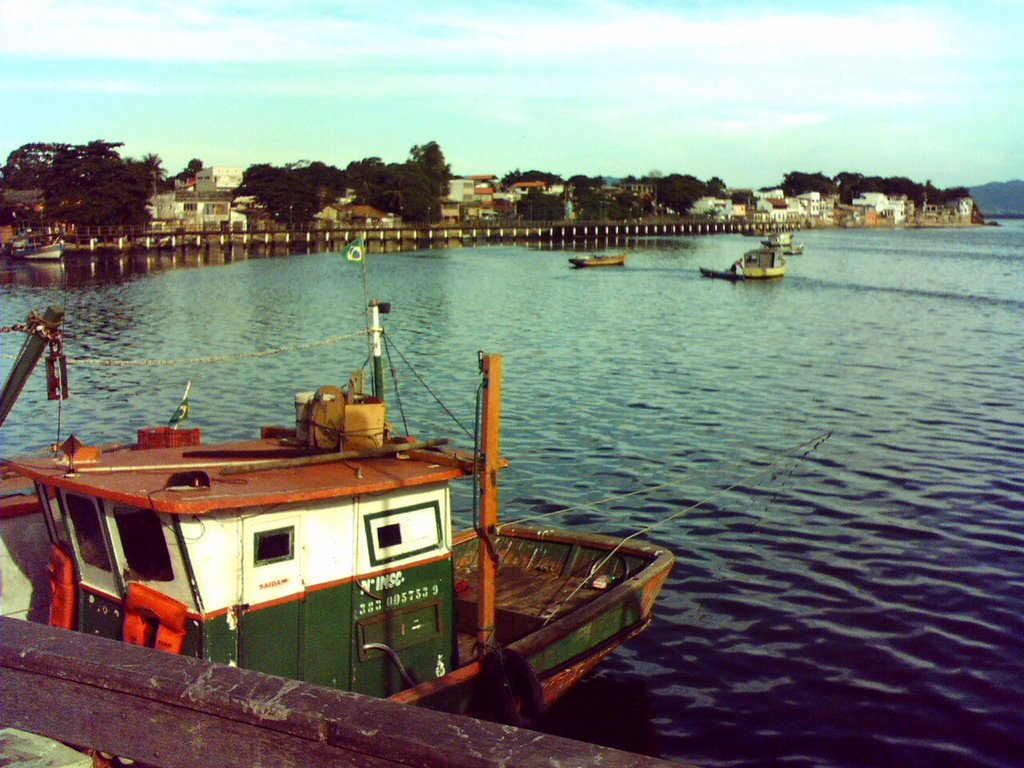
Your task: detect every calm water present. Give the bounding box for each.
[3,223,1023,768]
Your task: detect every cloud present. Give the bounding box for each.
[1,0,963,66]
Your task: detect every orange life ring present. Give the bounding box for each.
[123,582,189,654]
[48,544,78,630]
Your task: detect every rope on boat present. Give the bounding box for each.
[521,430,834,626]
[381,331,474,439]
[0,330,370,366]
[0,311,64,345]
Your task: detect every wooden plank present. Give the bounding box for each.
[476,354,502,651]
[1,618,687,768]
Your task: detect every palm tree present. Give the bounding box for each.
[140,153,166,196]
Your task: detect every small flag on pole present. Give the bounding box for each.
[169,381,191,428]
[343,236,365,262]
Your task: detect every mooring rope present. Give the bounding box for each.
[382,331,474,439]
[517,430,834,625]
[4,330,370,367]
[501,430,832,532]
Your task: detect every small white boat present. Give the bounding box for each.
[9,237,65,261]
[762,232,803,255]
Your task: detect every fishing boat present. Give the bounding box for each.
[7,237,65,261]
[701,244,788,281]
[0,300,673,728]
[568,252,627,268]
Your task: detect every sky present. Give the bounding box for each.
[2,0,1022,189]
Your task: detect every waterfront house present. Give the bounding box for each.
[852,192,907,226]
[149,166,243,231]
[796,192,838,227]
[318,203,396,228]
[753,197,799,225]
[690,196,735,220]
[445,176,504,223]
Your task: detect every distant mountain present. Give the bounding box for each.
[969,180,1024,217]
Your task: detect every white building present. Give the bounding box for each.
[150,165,241,229]
[796,192,837,226]
[196,167,243,193]
[853,192,907,225]
[754,197,800,224]
[690,196,734,219]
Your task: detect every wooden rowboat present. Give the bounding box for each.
[568,253,627,268]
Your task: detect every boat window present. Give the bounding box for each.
[254,527,294,566]
[363,501,443,567]
[113,507,174,581]
[64,493,112,572]
[376,523,403,549]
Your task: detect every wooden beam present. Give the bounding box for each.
[1,618,686,768]
[476,354,502,652]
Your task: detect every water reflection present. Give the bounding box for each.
[0,259,67,288]
[1,244,331,290]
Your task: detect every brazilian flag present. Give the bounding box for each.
[343,236,365,262]
[169,381,191,428]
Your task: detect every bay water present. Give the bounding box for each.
[2,222,1022,767]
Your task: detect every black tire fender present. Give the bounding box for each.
[479,647,547,727]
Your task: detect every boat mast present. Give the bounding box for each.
[369,301,385,399]
[476,353,502,652]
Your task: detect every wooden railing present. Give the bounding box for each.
[1,617,689,768]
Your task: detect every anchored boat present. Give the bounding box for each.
[6,236,65,261]
[568,252,627,268]
[701,243,788,281]
[762,231,803,255]
[0,298,673,727]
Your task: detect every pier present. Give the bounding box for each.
[52,218,795,257]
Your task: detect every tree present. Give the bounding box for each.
[780,171,836,198]
[127,153,167,197]
[49,141,151,226]
[518,188,564,221]
[2,143,66,189]
[346,157,388,205]
[292,161,348,208]
[387,163,436,223]
[238,164,320,224]
[706,176,728,198]
[4,141,152,226]
[654,174,711,215]
[171,159,204,187]
[501,169,564,187]
[409,141,451,201]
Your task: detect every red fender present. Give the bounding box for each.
[48,544,78,630]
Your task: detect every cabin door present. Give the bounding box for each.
[239,514,303,679]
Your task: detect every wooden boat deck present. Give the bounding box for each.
[450,528,643,665]
[454,563,599,663]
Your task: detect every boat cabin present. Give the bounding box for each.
[741,246,788,278]
[19,430,466,698]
